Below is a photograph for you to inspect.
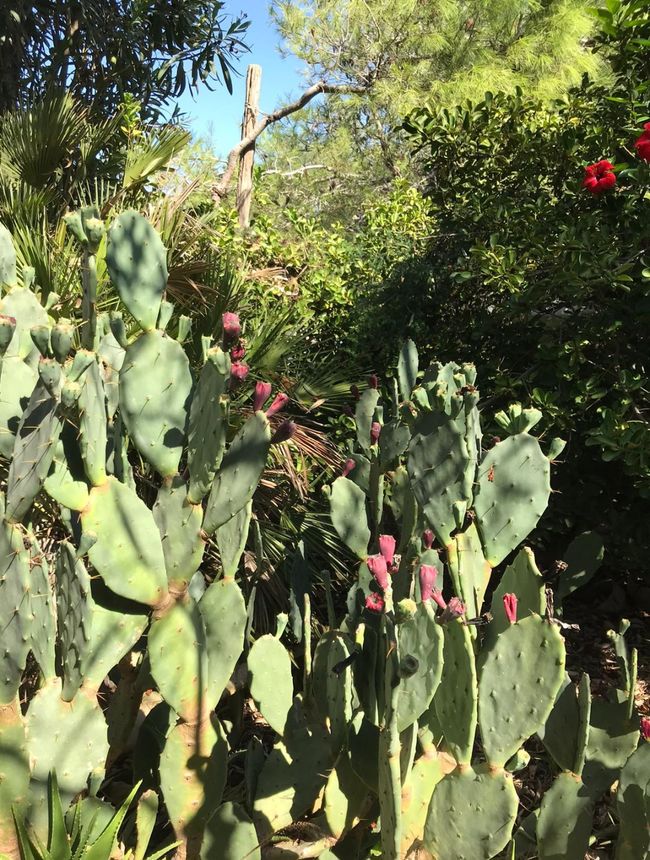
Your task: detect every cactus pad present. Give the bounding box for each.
[149,598,209,722]
[187,346,230,503]
[24,679,109,837]
[203,412,271,534]
[434,619,477,764]
[424,765,518,860]
[199,578,247,707]
[248,634,294,736]
[80,476,168,606]
[447,523,491,620]
[106,211,168,331]
[201,801,261,860]
[119,330,193,477]
[536,772,594,860]
[479,615,565,767]
[329,476,371,559]
[159,716,227,847]
[153,477,205,590]
[396,605,444,731]
[474,434,550,566]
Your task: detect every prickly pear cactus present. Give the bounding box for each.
[0,216,643,860]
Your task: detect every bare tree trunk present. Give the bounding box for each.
[236,64,262,228]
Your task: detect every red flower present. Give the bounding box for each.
[419,564,440,604]
[266,392,289,418]
[230,362,249,382]
[641,716,650,741]
[634,122,650,162]
[370,421,382,445]
[379,534,396,567]
[503,593,518,624]
[367,554,389,590]
[222,312,241,339]
[253,381,272,412]
[582,160,616,194]
[230,342,246,361]
[341,458,356,478]
[365,592,385,613]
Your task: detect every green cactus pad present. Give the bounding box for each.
[5,380,62,523]
[401,744,444,857]
[537,675,582,772]
[397,604,444,731]
[0,223,17,287]
[312,631,354,753]
[153,477,205,590]
[77,359,108,485]
[615,742,650,860]
[487,547,545,645]
[424,765,518,860]
[252,720,332,837]
[82,594,148,695]
[203,412,272,534]
[324,752,369,839]
[434,619,477,764]
[379,419,411,466]
[24,678,109,838]
[407,415,471,546]
[474,434,551,567]
[43,437,90,511]
[479,614,565,767]
[0,518,34,703]
[329,476,371,559]
[119,330,193,477]
[215,501,251,580]
[248,634,293,736]
[199,578,247,706]
[25,531,55,681]
[355,388,380,453]
[447,523,491,620]
[149,598,209,723]
[56,542,93,701]
[0,287,48,361]
[556,531,605,607]
[0,356,36,459]
[186,346,230,503]
[348,715,379,791]
[159,716,227,845]
[583,696,639,797]
[398,339,419,402]
[201,801,261,860]
[536,772,594,860]
[0,698,29,852]
[97,328,125,420]
[80,476,168,606]
[106,211,168,332]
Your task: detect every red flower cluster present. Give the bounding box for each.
[582,160,616,194]
[635,122,650,161]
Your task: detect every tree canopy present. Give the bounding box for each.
[0,0,250,119]
[258,0,603,220]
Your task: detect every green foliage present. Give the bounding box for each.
[0,1,249,120]
[347,3,650,572]
[263,0,603,222]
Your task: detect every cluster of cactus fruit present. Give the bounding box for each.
[0,212,646,860]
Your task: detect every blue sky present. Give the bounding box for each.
[175,0,304,157]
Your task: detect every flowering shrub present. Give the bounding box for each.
[635,121,650,160]
[582,159,616,193]
[349,2,650,578]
